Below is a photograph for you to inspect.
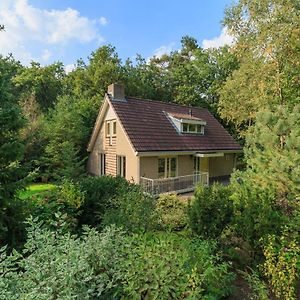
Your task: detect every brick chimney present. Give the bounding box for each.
[107,83,125,101]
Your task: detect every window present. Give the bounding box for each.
[99,153,106,176]
[106,120,117,145]
[112,121,116,135]
[158,157,177,178]
[182,123,204,134]
[106,121,110,136]
[117,155,126,178]
[194,156,200,173]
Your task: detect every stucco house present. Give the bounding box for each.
[87,83,242,194]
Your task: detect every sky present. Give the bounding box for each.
[0,0,234,71]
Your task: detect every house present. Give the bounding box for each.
[87,84,242,194]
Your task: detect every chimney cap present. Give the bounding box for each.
[107,83,125,101]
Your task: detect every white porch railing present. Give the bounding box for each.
[140,172,209,195]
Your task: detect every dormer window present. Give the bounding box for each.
[167,112,206,135]
[182,123,204,134]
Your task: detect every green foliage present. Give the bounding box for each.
[0,56,30,249]
[78,175,129,227]
[0,218,235,300]
[188,183,233,238]
[57,180,85,209]
[230,175,286,250]
[0,220,126,300]
[155,194,188,231]
[219,0,300,136]
[41,94,97,180]
[117,232,234,299]
[13,62,65,111]
[242,269,270,300]
[245,105,300,204]
[102,181,156,232]
[262,233,300,300]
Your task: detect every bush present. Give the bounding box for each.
[230,175,287,250]
[117,232,235,299]
[262,233,300,300]
[0,219,125,300]
[188,183,233,238]
[102,182,156,232]
[0,218,235,300]
[155,194,188,231]
[27,180,84,232]
[78,175,129,227]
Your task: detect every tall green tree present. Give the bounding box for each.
[245,105,300,207]
[13,62,65,112]
[219,0,300,135]
[0,56,29,248]
[41,94,97,180]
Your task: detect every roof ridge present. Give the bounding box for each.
[126,96,208,111]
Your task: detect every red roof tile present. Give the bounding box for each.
[110,97,241,152]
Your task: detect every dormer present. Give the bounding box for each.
[167,111,206,135]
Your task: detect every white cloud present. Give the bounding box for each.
[0,0,106,64]
[99,16,108,26]
[64,63,76,74]
[41,49,51,61]
[153,43,175,58]
[202,27,234,49]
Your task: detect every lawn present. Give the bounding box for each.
[18,183,56,200]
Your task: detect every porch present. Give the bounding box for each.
[140,172,209,195]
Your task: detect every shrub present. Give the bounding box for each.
[188,183,233,238]
[242,269,270,300]
[117,232,235,299]
[28,180,84,232]
[102,183,156,232]
[262,233,300,300]
[230,175,287,250]
[0,218,125,300]
[155,194,188,231]
[0,218,235,300]
[78,175,129,227]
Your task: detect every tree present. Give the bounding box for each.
[41,94,97,180]
[219,0,300,136]
[245,105,300,209]
[13,62,65,112]
[0,56,28,248]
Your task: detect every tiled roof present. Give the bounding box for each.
[110,97,242,152]
[169,112,203,121]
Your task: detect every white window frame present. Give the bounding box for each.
[117,155,126,178]
[158,157,178,178]
[106,120,117,146]
[181,122,204,134]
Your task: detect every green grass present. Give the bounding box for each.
[18,183,56,200]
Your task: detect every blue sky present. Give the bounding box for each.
[0,0,234,70]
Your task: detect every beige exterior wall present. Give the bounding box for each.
[140,156,158,179]
[87,103,139,183]
[178,155,194,176]
[115,121,139,183]
[209,154,235,178]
